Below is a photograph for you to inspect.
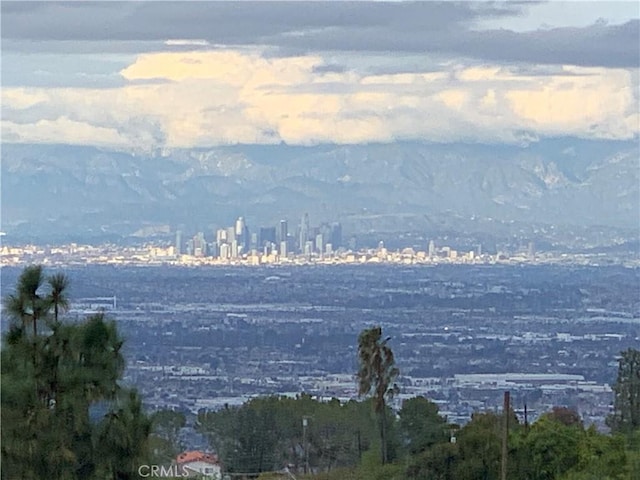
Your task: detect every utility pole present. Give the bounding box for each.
[302,416,309,474]
[501,391,510,480]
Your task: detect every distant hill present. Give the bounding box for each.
[1,140,638,243]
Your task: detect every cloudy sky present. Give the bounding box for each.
[2,1,639,151]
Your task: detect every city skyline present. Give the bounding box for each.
[177,212,344,258]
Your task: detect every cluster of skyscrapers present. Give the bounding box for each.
[176,214,342,259]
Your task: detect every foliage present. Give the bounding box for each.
[197,394,378,474]
[195,343,637,480]
[1,265,151,480]
[357,326,399,464]
[406,442,458,480]
[607,348,640,435]
[398,396,449,456]
[453,411,504,480]
[149,409,187,464]
[523,414,581,480]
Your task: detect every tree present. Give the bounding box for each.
[406,442,458,480]
[95,389,152,480]
[357,326,399,465]
[454,412,503,480]
[7,264,47,338]
[198,397,280,473]
[150,409,187,463]
[546,406,583,428]
[4,265,48,378]
[607,348,640,435]
[47,272,70,326]
[1,266,151,480]
[399,396,449,456]
[522,414,582,480]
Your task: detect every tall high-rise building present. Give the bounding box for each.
[428,240,436,257]
[299,213,310,252]
[242,225,250,251]
[175,230,183,255]
[278,220,288,244]
[216,228,228,245]
[260,227,276,247]
[226,227,236,244]
[330,222,342,248]
[235,216,245,237]
[315,233,324,253]
[235,217,249,250]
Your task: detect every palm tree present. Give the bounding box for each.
[47,272,70,326]
[357,326,399,464]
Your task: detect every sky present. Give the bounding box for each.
[1,1,639,151]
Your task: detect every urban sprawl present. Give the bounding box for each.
[2,214,636,268]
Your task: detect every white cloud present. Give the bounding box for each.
[2,117,131,148]
[3,88,50,109]
[2,49,638,149]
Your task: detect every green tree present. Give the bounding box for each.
[607,348,640,435]
[197,395,379,474]
[523,414,582,480]
[564,425,628,480]
[47,272,70,325]
[5,264,47,338]
[95,389,152,480]
[399,396,449,456]
[357,326,399,465]
[1,266,151,480]
[406,442,458,480]
[198,397,280,473]
[454,412,503,480]
[150,409,187,463]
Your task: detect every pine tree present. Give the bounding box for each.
[1,266,151,479]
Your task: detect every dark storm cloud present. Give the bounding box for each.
[449,20,640,68]
[1,1,638,68]
[1,1,498,42]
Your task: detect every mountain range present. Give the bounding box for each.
[2,140,638,245]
